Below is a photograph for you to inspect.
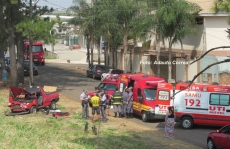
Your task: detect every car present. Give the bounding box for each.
[6,59,38,76]
[6,85,59,115]
[23,60,38,76]
[207,124,230,149]
[86,65,111,79]
[101,69,124,81]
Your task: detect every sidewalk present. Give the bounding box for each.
[45,43,105,71]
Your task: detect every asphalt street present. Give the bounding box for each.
[33,62,220,149]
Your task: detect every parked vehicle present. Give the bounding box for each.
[24,60,38,76]
[6,59,38,76]
[24,41,45,65]
[207,124,230,149]
[86,65,111,79]
[88,72,167,122]
[6,86,59,116]
[156,82,230,129]
[101,69,124,81]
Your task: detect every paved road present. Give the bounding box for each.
[34,63,220,149]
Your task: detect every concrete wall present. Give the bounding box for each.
[132,52,140,72]
[205,17,230,51]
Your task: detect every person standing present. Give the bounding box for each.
[100,91,107,122]
[122,87,129,118]
[105,91,111,116]
[90,93,101,123]
[111,88,123,118]
[2,67,8,87]
[80,89,90,119]
[164,106,176,138]
[127,87,133,118]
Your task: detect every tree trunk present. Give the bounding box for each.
[29,39,34,86]
[122,34,128,71]
[112,48,114,69]
[97,40,100,65]
[104,47,106,66]
[168,44,172,81]
[140,51,143,72]
[90,38,94,66]
[16,33,24,84]
[130,49,133,72]
[107,42,110,67]
[86,36,91,68]
[9,29,18,86]
[115,49,117,69]
[0,45,5,73]
[156,33,160,77]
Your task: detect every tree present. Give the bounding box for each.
[156,0,201,81]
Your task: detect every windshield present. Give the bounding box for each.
[30,46,42,52]
[144,88,157,101]
[98,83,116,91]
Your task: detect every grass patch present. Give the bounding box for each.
[45,55,56,59]
[0,87,202,149]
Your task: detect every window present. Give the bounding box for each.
[158,90,170,101]
[32,46,42,52]
[119,83,126,92]
[98,83,116,91]
[138,88,142,98]
[210,93,229,106]
[220,126,230,134]
[144,88,156,101]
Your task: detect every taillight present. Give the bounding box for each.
[40,54,44,58]
[96,70,101,73]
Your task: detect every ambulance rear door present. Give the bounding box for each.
[155,83,172,119]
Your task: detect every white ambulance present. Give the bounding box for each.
[156,82,230,129]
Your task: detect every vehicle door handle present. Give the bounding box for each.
[156,104,159,107]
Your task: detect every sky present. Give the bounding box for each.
[36,0,75,9]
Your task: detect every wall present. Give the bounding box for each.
[205,17,230,51]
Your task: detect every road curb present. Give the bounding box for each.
[76,67,87,71]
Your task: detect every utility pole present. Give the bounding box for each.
[29,0,34,86]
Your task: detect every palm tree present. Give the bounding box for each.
[156,0,201,81]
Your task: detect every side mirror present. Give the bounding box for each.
[44,48,47,51]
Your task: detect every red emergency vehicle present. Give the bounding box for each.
[24,41,45,65]
[157,82,230,129]
[88,72,167,122]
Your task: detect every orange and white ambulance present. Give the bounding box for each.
[157,82,230,129]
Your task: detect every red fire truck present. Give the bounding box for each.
[24,41,45,65]
[88,73,167,122]
[156,82,230,129]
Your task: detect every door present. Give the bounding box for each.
[119,83,126,92]
[155,83,172,116]
[216,125,230,148]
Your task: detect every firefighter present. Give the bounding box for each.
[90,92,101,123]
[127,87,133,118]
[111,88,123,118]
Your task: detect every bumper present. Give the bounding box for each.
[146,112,156,120]
[95,73,102,78]
[33,58,45,64]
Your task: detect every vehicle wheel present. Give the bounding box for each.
[50,101,56,110]
[86,72,89,77]
[93,73,96,79]
[207,138,216,149]
[41,62,45,66]
[142,111,148,122]
[30,106,37,114]
[181,117,194,129]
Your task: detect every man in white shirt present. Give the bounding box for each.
[80,89,90,119]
